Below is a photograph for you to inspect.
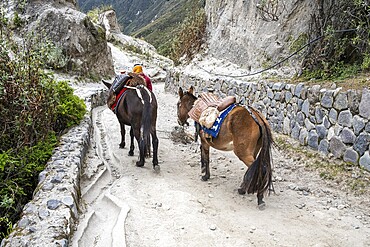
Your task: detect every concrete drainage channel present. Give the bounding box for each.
[1,83,109,247]
[69,106,130,247]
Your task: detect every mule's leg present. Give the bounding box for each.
[137,136,146,167]
[233,149,256,195]
[200,142,211,181]
[131,124,145,167]
[257,192,266,210]
[237,165,255,195]
[128,127,134,156]
[119,123,126,148]
[235,151,267,209]
[151,129,159,168]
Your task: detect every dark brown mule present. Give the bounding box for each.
[177,86,273,209]
[103,74,159,169]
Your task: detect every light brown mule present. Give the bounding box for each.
[177,86,274,209]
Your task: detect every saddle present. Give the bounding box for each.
[111,72,146,94]
[189,92,236,128]
[109,72,147,112]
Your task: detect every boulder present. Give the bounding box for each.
[99,9,121,36]
[329,136,346,158]
[359,88,370,119]
[25,1,114,77]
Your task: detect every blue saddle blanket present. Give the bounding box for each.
[201,104,236,138]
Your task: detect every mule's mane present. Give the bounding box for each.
[185,92,197,100]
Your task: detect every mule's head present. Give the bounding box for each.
[102,74,133,110]
[102,80,116,109]
[177,86,197,126]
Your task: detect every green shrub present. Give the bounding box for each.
[0,133,57,239]
[170,6,206,65]
[86,5,114,24]
[54,80,86,132]
[0,33,86,150]
[12,12,22,28]
[0,39,58,151]
[361,53,370,71]
[303,0,370,80]
[0,26,86,240]
[45,44,67,69]
[301,61,361,81]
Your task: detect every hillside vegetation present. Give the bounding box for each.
[79,0,370,83]
[78,0,205,57]
[0,7,86,240]
[78,0,187,34]
[300,0,370,81]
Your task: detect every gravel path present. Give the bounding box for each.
[70,81,370,247]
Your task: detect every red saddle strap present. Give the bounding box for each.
[111,87,128,111]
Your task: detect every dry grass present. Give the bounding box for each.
[265,72,370,91]
[274,134,370,195]
[295,72,370,91]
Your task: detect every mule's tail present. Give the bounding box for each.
[140,86,152,157]
[244,110,274,195]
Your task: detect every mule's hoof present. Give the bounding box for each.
[257,202,266,211]
[201,175,209,181]
[136,161,144,167]
[237,188,246,195]
[153,165,160,172]
[119,143,125,149]
[128,151,134,156]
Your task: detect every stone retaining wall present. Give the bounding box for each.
[1,84,107,247]
[165,70,370,171]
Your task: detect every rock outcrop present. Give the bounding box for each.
[99,10,173,81]
[24,0,114,77]
[99,9,121,39]
[204,0,315,77]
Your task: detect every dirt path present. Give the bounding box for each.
[70,82,370,247]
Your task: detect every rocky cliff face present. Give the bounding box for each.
[204,0,315,76]
[24,0,114,77]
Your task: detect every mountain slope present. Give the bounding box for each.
[77,0,186,34]
[77,0,204,55]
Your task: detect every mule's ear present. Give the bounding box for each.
[102,79,112,89]
[188,85,194,95]
[178,87,184,98]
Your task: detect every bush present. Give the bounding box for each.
[0,133,57,239]
[302,0,370,79]
[54,80,86,133]
[361,53,370,71]
[169,6,206,65]
[0,26,86,239]
[0,38,58,151]
[86,4,114,24]
[0,33,86,151]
